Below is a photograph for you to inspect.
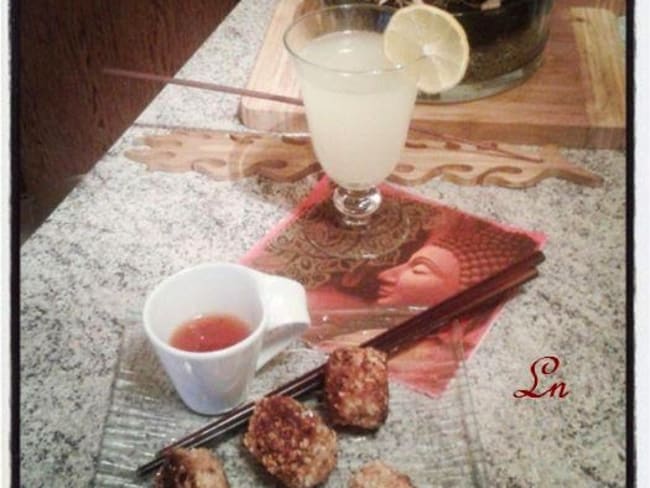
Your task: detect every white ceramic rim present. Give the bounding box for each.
[142,262,267,361]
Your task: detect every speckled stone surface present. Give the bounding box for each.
[20,0,627,486]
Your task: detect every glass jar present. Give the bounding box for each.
[320,0,554,102]
[428,0,553,102]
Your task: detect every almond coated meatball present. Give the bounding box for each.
[154,447,230,488]
[325,347,389,429]
[243,396,337,488]
[349,460,415,488]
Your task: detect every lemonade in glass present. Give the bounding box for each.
[284,3,468,253]
[285,5,418,227]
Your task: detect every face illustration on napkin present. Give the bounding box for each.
[375,244,461,306]
[302,239,462,311]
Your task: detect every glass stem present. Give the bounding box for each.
[333,186,382,227]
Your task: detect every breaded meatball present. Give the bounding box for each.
[324,347,389,429]
[243,396,337,488]
[154,447,230,488]
[348,460,415,488]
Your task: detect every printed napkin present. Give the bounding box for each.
[240,178,545,396]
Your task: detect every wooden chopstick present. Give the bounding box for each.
[136,250,544,476]
[364,268,540,356]
[103,67,304,106]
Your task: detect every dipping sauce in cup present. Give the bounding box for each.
[169,314,251,353]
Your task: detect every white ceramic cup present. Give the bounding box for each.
[143,262,310,415]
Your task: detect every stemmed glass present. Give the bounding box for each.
[284,4,420,258]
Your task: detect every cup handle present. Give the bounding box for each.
[255,272,311,370]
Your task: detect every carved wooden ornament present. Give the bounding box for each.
[125,130,603,189]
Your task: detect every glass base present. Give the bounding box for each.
[301,195,410,260]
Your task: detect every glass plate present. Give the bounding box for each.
[94,317,489,487]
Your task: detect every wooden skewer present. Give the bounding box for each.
[104,67,548,164]
[135,250,544,476]
[103,67,304,106]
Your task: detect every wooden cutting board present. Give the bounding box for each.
[239,0,626,149]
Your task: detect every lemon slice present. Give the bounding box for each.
[384,4,470,94]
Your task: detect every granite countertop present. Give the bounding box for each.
[19,0,626,486]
